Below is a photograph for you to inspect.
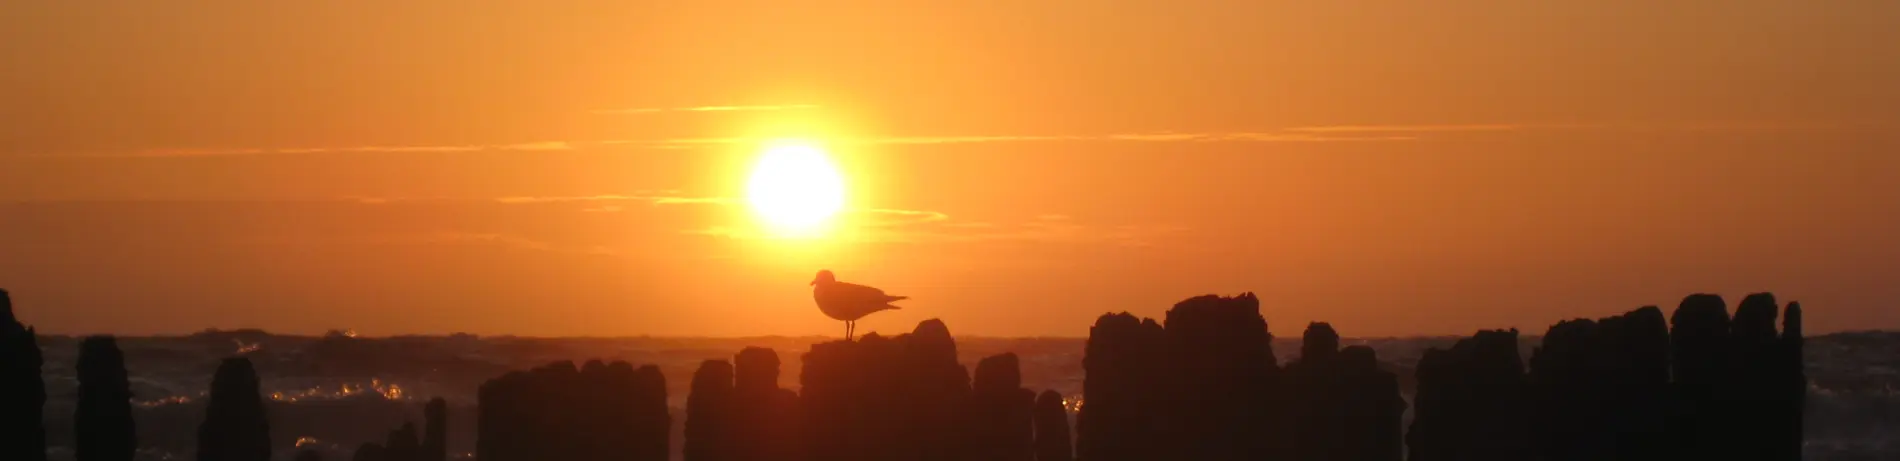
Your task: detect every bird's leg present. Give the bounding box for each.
[844,321,852,341]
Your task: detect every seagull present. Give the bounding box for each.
[810,270,906,340]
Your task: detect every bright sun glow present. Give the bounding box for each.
[746,141,846,237]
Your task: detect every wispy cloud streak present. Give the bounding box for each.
[681,203,1177,247]
[591,104,821,115]
[492,195,660,204]
[418,232,621,256]
[1282,124,1525,133]
[867,208,950,221]
[338,194,1178,248]
[240,231,621,257]
[94,120,1891,158]
[857,132,1417,145]
[114,124,1530,158]
[595,138,747,150]
[489,194,740,206]
[134,142,574,158]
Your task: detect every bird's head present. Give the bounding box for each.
[811,270,836,286]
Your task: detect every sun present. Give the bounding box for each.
[746,141,846,237]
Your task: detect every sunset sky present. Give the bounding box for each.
[3,1,1897,337]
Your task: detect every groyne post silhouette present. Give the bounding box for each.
[685,348,803,461]
[423,398,448,461]
[731,347,801,461]
[1287,322,1345,461]
[1734,294,1805,461]
[1288,322,1404,461]
[1079,293,1341,461]
[476,360,669,461]
[0,289,47,461]
[196,357,272,461]
[1160,293,1280,461]
[1598,306,1672,461]
[969,353,1036,461]
[1671,293,1733,459]
[1075,312,1164,461]
[631,364,671,461]
[1394,293,1807,461]
[1781,302,1805,461]
[1667,293,1805,461]
[1528,318,1613,461]
[1031,390,1072,461]
[685,359,735,461]
[800,319,972,461]
[1528,306,1672,461]
[0,285,1811,461]
[1406,329,1531,461]
[1337,345,1404,461]
[76,336,137,461]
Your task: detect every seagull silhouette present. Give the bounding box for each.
[810,269,906,340]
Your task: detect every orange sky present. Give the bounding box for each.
[3,1,1898,337]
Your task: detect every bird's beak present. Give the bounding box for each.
[809,279,817,286]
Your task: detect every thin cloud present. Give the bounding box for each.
[345,193,711,206]
[493,195,657,204]
[865,208,951,222]
[591,104,821,115]
[849,131,1420,145]
[848,208,953,230]
[347,192,695,205]
[653,196,740,205]
[99,120,1870,158]
[865,135,1084,144]
[1282,124,1524,133]
[132,142,574,157]
[1107,132,1418,142]
[682,226,741,238]
[490,194,740,207]
[415,232,620,256]
[338,194,1174,248]
[907,217,1183,247]
[690,205,1179,247]
[913,219,1183,247]
[596,138,747,149]
[780,219,1182,247]
[492,141,574,151]
[130,148,272,157]
[1104,133,1205,142]
[351,146,482,153]
[110,126,1453,158]
[593,108,664,114]
[239,231,620,256]
[490,195,935,220]
[685,104,821,112]
[1629,120,1900,132]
